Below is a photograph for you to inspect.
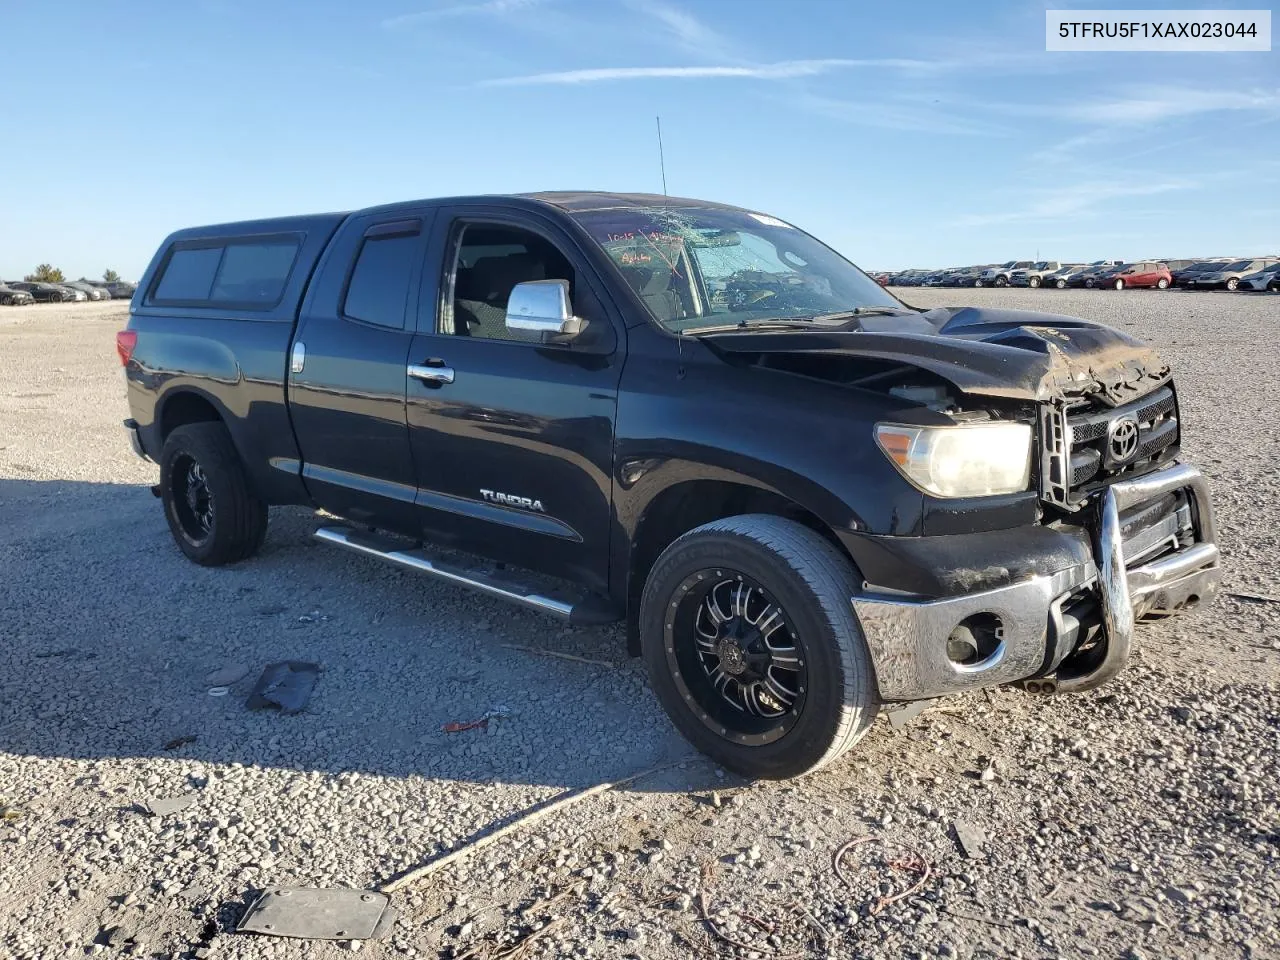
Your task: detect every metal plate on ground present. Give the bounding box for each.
[236,887,391,940]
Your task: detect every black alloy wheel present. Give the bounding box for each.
[168,454,214,545]
[159,422,268,566]
[641,514,879,779]
[669,572,807,747]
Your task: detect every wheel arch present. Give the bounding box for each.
[622,478,857,655]
[158,388,225,444]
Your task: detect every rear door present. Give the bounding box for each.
[402,205,625,591]
[287,210,436,531]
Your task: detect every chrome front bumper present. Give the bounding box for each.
[853,463,1221,701]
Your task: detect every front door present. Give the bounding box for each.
[404,208,624,591]
[288,213,433,530]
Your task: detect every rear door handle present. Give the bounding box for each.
[408,359,455,385]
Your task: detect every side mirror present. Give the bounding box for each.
[505,280,585,337]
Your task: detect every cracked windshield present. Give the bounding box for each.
[573,206,903,332]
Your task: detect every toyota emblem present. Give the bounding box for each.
[1107,416,1140,464]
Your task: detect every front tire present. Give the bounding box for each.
[1114,278,1125,290]
[994,276,1008,287]
[1029,276,1041,288]
[640,515,879,780]
[1055,279,1066,289]
[159,422,268,566]
[1226,277,1239,291]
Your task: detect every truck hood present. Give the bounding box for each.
[700,305,1170,406]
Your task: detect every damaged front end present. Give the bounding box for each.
[706,305,1223,702]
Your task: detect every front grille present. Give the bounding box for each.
[1040,384,1180,509]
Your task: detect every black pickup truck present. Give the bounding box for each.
[120,192,1220,779]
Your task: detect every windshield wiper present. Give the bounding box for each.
[682,319,824,335]
[803,306,915,323]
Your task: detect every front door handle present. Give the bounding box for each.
[408,359,455,385]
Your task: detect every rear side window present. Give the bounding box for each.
[152,247,222,301]
[342,228,420,329]
[211,242,299,304]
[149,235,301,308]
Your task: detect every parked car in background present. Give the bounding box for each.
[975,260,1033,287]
[106,280,138,299]
[945,266,989,287]
[57,284,89,301]
[1170,260,1231,287]
[1238,263,1280,292]
[1109,262,1172,290]
[1187,258,1279,291]
[1076,263,1130,288]
[1042,264,1089,288]
[0,281,36,305]
[1057,261,1121,288]
[1009,261,1062,288]
[63,280,109,301]
[8,281,72,302]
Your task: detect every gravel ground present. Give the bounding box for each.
[1,291,1277,960]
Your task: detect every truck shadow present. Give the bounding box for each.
[0,478,721,792]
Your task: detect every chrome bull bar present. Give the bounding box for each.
[1056,462,1220,692]
[853,462,1220,701]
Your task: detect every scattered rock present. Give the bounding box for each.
[952,819,987,859]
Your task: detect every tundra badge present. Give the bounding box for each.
[481,489,545,512]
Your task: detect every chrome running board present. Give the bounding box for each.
[313,526,618,624]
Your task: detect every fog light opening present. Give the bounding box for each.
[946,613,1004,668]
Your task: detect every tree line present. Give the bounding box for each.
[24,265,121,283]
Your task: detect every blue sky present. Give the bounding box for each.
[1,0,1276,277]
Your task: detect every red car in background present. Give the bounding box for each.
[1108,262,1172,290]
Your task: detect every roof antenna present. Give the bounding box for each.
[656,115,668,197]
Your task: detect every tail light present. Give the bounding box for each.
[116,330,137,367]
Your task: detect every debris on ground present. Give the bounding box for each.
[833,835,934,915]
[162,735,197,751]
[141,793,196,817]
[442,704,511,733]
[0,798,21,821]
[696,862,820,959]
[1227,591,1280,604]
[952,819,988,860]
[203,662,250,687]
[883,698,934,730]
[246,661,320,714]
[380,758,690,893]
[236,887,396,940]
[297,610,331,623]
[499,643,615,667]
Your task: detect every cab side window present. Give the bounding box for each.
[441,224,576,342]
[343,221,422,330]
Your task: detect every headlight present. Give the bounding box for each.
[875,422,1033,497]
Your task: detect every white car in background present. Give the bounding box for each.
[1238,264,1280,292]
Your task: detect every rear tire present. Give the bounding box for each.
[159,422,268,566]
[1029,276,1041,288]
[1157,278,1169,290]
[640,515,879,780]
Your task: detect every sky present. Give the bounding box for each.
[0,0,1276,277]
